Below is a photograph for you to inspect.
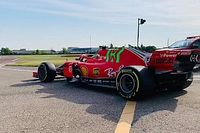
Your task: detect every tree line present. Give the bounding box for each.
[0,48,12,55]
[139,44,157,53]
[0,47,69,55]
[0,45,157,55]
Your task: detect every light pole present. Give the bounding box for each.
[137,18,146,48]
[90,35,91,53]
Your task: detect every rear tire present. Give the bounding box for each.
[116,69,140,100]
[38,62,56,82]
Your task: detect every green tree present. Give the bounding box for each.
[145,46,157,52]
[35,49,40,55]
[1,47,12,55]
[62,48,67,54]
[140,45,157,53]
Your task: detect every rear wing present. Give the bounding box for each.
[128,45,152,64]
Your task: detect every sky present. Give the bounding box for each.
[0,0,200,50]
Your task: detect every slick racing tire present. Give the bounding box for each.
[116,69,140,100]
[38,62,56,82]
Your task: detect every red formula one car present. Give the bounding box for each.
[33,36,200,100]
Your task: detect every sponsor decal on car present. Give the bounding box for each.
[105,65,124,77]
[80,66,88,76]
[106,47,125,63]
[190,54,200,63]
[155,58,174,64]
[160,53,177,58]
[93,68,100,76]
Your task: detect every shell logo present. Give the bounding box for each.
[80,66,88,76]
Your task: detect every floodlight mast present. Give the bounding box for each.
[137,18,146,48]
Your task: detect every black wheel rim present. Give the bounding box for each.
[120,74,135,94]
[38,64,47,81]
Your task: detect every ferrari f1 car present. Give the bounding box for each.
[33,36,200,100]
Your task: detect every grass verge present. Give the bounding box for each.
[7,55,77,67]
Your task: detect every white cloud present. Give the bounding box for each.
[1,0,200,28]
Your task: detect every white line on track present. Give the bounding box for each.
[0,67,33,72]
[0,64,5,67]
[0,58,34,72]
[115,101,136,133]
[11,58,19,62]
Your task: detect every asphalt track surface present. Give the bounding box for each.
[0,57,200,133]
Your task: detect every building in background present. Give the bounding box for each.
[12,49,57,55]
[12,49,35,55]
[11,47,99,55]
[67,47,99,54]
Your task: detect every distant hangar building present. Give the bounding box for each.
[67,47,99,54]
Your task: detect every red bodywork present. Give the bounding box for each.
[148,36,200,73]
[33,36,200,90]
[62,45,199,80]
[33,36,200,99]
[148,49,192,72]
[63,47,147,80]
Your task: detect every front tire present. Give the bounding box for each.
[38,62,56,82]
[116,69,140,100]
